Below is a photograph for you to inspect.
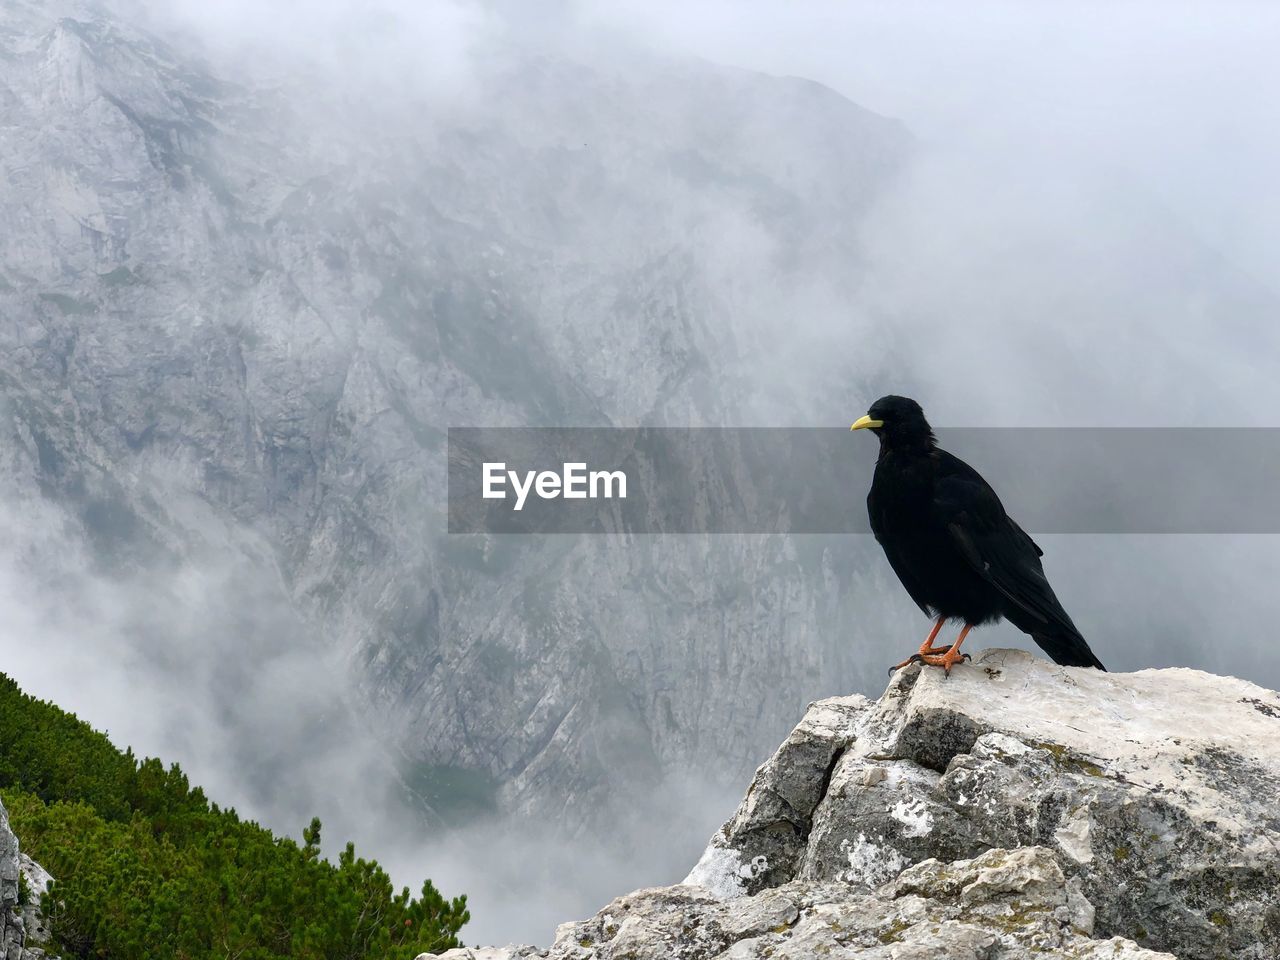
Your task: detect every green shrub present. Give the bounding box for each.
[0,673,468,959]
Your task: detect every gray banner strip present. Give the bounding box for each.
[447,427,1280,534]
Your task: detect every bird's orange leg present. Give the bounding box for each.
[889,616,951,672]
[918,623,974,676]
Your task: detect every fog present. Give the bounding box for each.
[4,0,1280,948]
[594,1,1280,294]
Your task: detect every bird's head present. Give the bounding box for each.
[851,395,936,448]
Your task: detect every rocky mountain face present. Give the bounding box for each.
[0,800,52,960]
[428,650,1280,959]
[0,0,911,829]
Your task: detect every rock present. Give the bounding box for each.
[414,952,545,957]
[452,649,1280,958]
[418,948,544,960]
[0,798,55,960]
[17,856,53,951]
[685,694,870,896]
[0,801,19,960]
[539,845,1171,959]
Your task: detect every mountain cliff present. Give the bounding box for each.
[426,650,1280,959]
[0,0,909,830]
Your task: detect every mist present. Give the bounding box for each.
[2,0,1279,948]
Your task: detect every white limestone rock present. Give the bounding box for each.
[449,649,1280,958]
[418,949,543,960]
[16,856,52,952]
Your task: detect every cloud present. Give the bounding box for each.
[575,0,1280,285]
[0,486,396,833]
[127,0,501,107]
[8,0,1280,947]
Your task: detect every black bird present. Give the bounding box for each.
[851,395,1105,673]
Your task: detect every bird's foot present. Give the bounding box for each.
[888,645,965,674]
[889,647,972,675]
[918,645,972,677]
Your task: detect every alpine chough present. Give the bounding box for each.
[851,395,1105,673]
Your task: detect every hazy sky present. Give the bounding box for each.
[12,0,1280,947]
[148,0,1280,289]
[142,0,1280,425]
[584,0,1280,286]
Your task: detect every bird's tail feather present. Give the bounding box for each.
[1033,627,1106,671]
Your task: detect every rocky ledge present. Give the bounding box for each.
[421,648,1280,960]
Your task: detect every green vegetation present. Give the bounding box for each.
[0,672,469,959]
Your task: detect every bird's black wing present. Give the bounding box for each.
[931,450,1104,669]
[876,536,935,617]
[930,451,1064,627]
[867,486,932,616]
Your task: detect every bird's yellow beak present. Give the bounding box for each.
[850,415,884,431]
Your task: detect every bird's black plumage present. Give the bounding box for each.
[855,395,1105,670]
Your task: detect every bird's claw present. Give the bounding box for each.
[940,652,973,679]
